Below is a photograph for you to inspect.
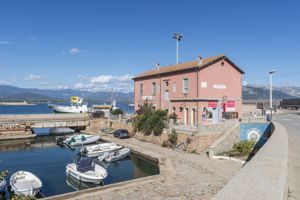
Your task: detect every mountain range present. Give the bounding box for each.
[0,84,300,102]
[0,85,134,103]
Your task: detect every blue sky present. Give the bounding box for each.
[1,0,300,92]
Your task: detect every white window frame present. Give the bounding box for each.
[140,83,144,96]
[173,82,176,92]
[164,90,169,100]
[183,78,189,94]
[152,82,156,96]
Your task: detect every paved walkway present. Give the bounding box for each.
[48,133,241,200]
[274,111,300,200]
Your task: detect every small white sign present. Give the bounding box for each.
[142,96,152,100]
[201,82,207,88]
[213,84,226,89]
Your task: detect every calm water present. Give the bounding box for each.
[0,103,153,198]
[0,136,159,197]
[0,102,134,115]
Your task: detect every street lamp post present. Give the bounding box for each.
[173,33,183,64]
[269,69,277,119]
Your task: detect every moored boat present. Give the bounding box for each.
[10,171,42,197]
[63,134,100,146]
[81,143,123,157]
[103,147,131,163]
[48,96,89,113]
[66,157,107,184]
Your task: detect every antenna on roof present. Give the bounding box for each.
[155,63,160,70]
[173,33,183,64]
[197,56,203,65]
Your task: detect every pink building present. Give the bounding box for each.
[132,54,245,126]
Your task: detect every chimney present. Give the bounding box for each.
[155,63,160,70]
[197,56,203,66]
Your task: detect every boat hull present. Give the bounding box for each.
[10,171,42,197]
[66,163,107,184]
[64,135,100,146]
[48,104,89,114]
[83,143,123,157]
[105,148,131,162]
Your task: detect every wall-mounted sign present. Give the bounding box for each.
[201,82,207,88]
[142,96,152,100]
[226,100,236,112]
[208,101,217,108]
[213,84,226,89]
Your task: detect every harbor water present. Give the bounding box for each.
[0,103,157,198]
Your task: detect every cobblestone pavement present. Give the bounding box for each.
[48,133,242,200]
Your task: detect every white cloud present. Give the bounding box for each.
[30,36,37,41]
[57,85,69,90]
[75,74,133,92]
[0,77,18,85]
[74,83,84,89]
[0,41,14,45]
[25,74,42,81]
[69,48,80,55]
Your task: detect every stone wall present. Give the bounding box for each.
[207,124,240,158]
[88,118,223,153]
[212,122,288,200]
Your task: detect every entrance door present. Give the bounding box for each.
[184,108,188,126]
[191,108,195,126]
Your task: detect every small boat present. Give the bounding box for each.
[64,134,100,146]
[104,148,131,163]
[66,157,108,184]
[0,177,6,193]
[48,96,89,113]
[81,143,123,157]
[10,171,42,197]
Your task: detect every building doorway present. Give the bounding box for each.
[191,108,196,126]
[184,108,188,126]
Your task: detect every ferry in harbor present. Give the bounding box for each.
[48,96,89,113]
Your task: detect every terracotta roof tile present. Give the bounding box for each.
[133,54,243,80]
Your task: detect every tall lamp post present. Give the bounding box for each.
[269,69,277,118]
[173,33,183,64]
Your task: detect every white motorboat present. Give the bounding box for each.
[82,143,123,157]
[10,171,42,197]
[48,96,89,113]
[104,148,131,163]
[64,134,100,146]
[0,177,6,193]
[66,157,108,184]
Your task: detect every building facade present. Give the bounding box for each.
[132,54,245,126]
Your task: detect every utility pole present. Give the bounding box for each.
[269,69,277,119]
[173,33,183,64]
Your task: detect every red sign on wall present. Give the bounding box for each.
[226,100,235,107]
[208,101,217,108]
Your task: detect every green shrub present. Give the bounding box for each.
[111,108,123,115]
[168,113,177,122]
[133,103,167,136]
[168,130,178,147]
[233,140,256,154]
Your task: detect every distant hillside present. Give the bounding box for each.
[242,85,297,100]
[0,85,134,103]
[1,84,298,102]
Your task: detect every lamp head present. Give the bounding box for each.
[269,69,277,74]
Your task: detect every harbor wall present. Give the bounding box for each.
[212,122,288,200]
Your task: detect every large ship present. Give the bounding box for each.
[48,96,89,113]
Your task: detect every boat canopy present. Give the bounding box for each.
[76,157,94,173]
